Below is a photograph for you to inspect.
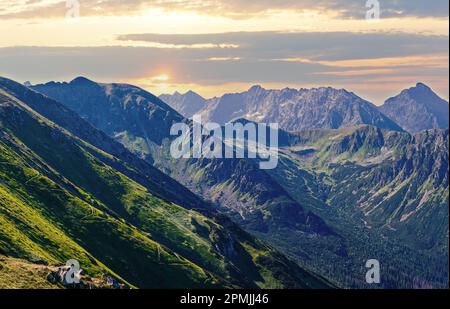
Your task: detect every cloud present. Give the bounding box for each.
[117,31,449,61]
[0,31,447,102]
[0,0,64,19]
[0,0,448,19]
[276,53,448,69]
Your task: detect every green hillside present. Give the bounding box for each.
[27,77,448,288]
[0,85,330,289]
[0,256,61,289]
[267,125,449,288]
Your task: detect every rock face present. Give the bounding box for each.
[187,86,403,132]
[379,83,449,133]
[159,90,207,118]
[47,266,130,289]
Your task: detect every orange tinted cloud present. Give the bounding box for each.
[275,53,449,69]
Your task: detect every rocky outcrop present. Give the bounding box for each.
[47,266,129,289]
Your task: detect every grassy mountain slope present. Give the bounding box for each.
[1,76,204,211]
[280,125,448,252]
[30,77,334,236]
[267,125,449,288]
[0,83,330,289]
[30,77,449,288]
[0,256,60,289]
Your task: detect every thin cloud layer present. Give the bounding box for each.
[0,2,447,102]
[1,0,448,19]
[0,31,448,102]
[116,31,449,61]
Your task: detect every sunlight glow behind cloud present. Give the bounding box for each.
[0,0,448,103]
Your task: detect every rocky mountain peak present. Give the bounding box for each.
[70,76,97,86]
[415,82,432,91]
[185,90,205,100]
[380,83,449,133]
[400,82,436,99]
[248,85,264,93]
[159,89,207,118]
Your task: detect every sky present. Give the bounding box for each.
[0,0,448,104]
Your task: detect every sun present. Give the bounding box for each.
[153,74,170,82]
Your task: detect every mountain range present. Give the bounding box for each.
[30,77,333,237]
[160,83,449,134]
[27,77,449,288]
[0,77,330,289]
